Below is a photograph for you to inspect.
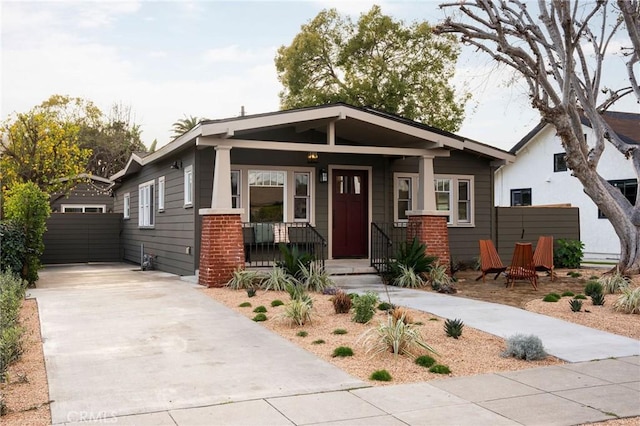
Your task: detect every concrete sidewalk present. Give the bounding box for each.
[33,264,639,425]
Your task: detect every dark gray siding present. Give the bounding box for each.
[50,182,114,212]
[42,213,122,264]
[113,148,197,276]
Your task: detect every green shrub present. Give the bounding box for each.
[553,239,584,269]
[360,314,438,358]
[332,291,352,314]
[598,270,631,294]
[502,334,547,360]
[377,302,394,311]
[542,294,560,302]
[591,292,605,306]
[584,281,604,297]
[270,299,284,307]
[0,392,6,416]
[568,271,581,278]
[298,262,333,292]
[0,326,23,379]
[312,339,325,345]
[351,291,379,323]
[281,298,313,326]
[429,364,451,374]
[296,331,308,337]
[226,269,261,290]
[332,346,354,357]
[332,328,348,335]
[569,299,583,312]
[0,271,26,330]
[261,266,293,291]
[574,294,587,300]
[444,318,464,339]
[370,369,392,381]
[276,244,314,278]
[238,302,251,308]
[386,237,436,284]
[4,182,51,285]
[252,313,267,322]
[285,282,312,306]
[415,355,436,368]
[0,221,26,276]
[253,305,267,313]
[561,291,575,297]
[426,261,452,291]
[613,287,640,314]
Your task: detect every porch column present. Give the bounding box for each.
[407,154,451,273]
[199,146,244,287]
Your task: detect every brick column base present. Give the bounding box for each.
[199,214,244,287]
[408,215,451,274]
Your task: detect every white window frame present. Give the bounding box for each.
[61,204,106,213]
[138,180,155,228]
[158,176,165,212]
[293,171,311,222]
[231,170,241,209]
[233,165,315,224]
[184,165,193,207]
[393,173,474,227]
[123,193,130,219]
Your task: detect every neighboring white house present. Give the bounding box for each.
[494,111,639,261]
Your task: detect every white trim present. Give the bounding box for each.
[327,165,373,260]
[393,172,418,222]
[123,193,130,219]
[184,165,193,207]
[61,204,107,213]
[138,179,155,228]
[158,176,165,212]
[199,208,244,216]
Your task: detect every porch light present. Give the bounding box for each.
[307,152,318,163]
[319,168,328,183]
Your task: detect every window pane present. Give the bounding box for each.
[294,197,308,220]
[250,187,283,222]
[231,171,239,196]
[436,192,450,210]
[65,207,83,213]
[353,176,361,194]
[398,178,410,199]
[295,173,309,196]
[85,207,103,213]
[336,176,345,194]
[458,181,468,200]
[397,200,410,220]
[458,201,469,222]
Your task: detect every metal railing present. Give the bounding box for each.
[241,222,326,268]
[370,221,420,274]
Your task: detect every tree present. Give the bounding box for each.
[4,181,51,285]
[171,115,206,139]
[275,5,469,132]
[436,0,640,273]
[78,103,146,178]
[0,95,94,193]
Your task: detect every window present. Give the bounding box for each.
[294,172,310,221]
[184,165,193,207]
[249,170,285,222]
[61,205,106,213]
[393,173,474,226]
[231,170,240,208]
[554,153,567,172]
[139,180,155,227]
[511,188,532,206]
[598,179,637,218]
[158,176,165,212]
[124,193,130,219]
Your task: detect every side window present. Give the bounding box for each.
[599,179,637,218]
[294,172,310,221]
[184,165,193,207]
[394,175,414,222]
[138,181,155,227]
[435,178,452,223]
[554,153,567,172]
[158,176,165,212]
[457,179,471,223]
[124,193,130,219]
[231,170,240,208]
[511,188,532,206]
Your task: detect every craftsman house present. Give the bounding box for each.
[494,111,639,261]
[111,103,513,286]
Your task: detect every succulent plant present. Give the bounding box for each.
[444,318,464,339]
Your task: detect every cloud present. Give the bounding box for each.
[148,51,168,59]
[76,1,142,28]
[201,45,269,64]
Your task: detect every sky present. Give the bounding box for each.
[1,0,637,152]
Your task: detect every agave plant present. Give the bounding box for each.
[261,265,294,291]
[359,313,438,358]
[426,261,452,291]
[392,264,425,288]
[226,269,261,290]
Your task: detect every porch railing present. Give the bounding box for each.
[370,221,420,274]
[242,222,326,268]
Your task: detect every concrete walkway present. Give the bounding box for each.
[32,264,639,425]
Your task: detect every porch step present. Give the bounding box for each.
[325,260,376,276]
[330,274,384,288]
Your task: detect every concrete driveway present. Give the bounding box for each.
[32,264,365,425]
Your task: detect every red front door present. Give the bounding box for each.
[332,169,368,258]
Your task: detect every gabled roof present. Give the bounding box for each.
[509,111,640,154]
[111,103,513,181]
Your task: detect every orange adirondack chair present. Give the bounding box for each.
[506,243,538,290]
[476,240,507,282]
[533,236,555,281]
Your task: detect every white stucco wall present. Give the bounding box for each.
[495,124,635,260]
